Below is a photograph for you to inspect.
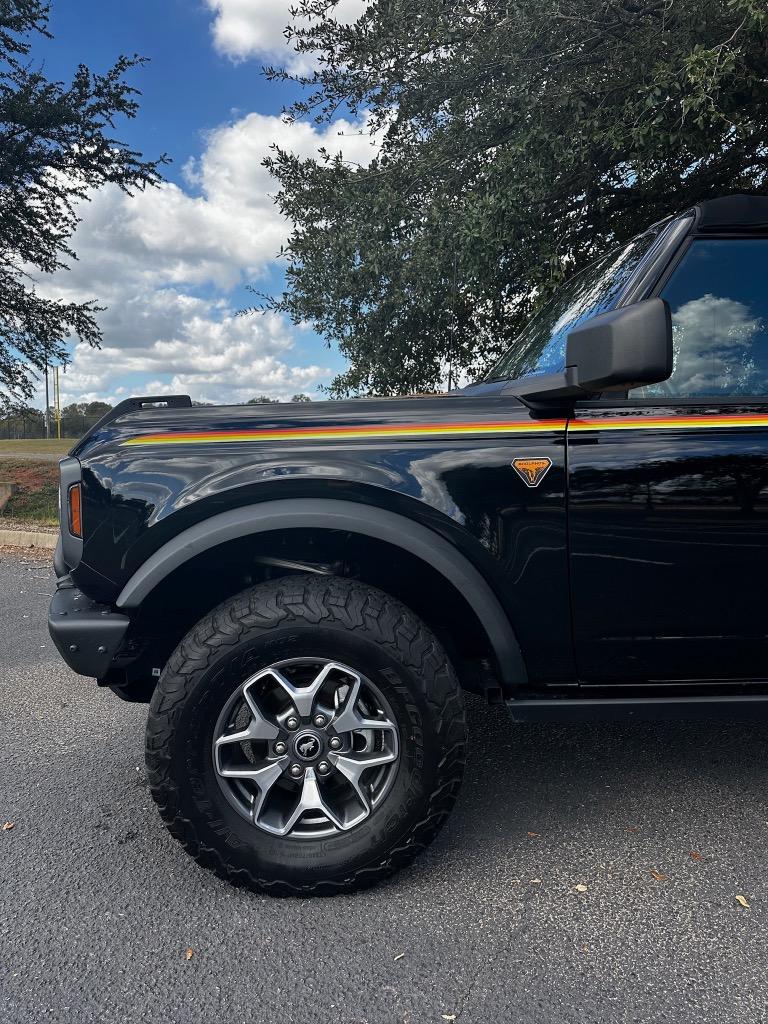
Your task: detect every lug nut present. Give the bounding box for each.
[317,761,330,775]
[313,714,326,728]
[289,764,303,778]
[274,741,287,755]
[286,716,299,730]
[329,737,342,751]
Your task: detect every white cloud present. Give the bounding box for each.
[30,111,378,407]
[669,294,764,395]
[49,112,377,297]
[45,310,323,409]
[205,0,367,66]
[37,291,329,408]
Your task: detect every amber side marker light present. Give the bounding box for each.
[68,483,82,537]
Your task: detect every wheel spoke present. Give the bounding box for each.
[329,749,398,810]
[278,767,345,836]
[215,675,280,748]
[250,760,288,825]
[265,662,340,719]
[334,701,398,740]
[331,675,362,733]
[331,669,397,738]
[214,719,276,748]
[217,756,287,784]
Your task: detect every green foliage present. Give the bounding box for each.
[246,394,312,403]
[0,1,166,408]
[264,0,768,395]
[58,400,110,436]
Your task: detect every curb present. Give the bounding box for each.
[0,529,57,550]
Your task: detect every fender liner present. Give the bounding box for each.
[115,498,527,688]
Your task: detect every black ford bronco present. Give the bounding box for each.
[49,194,768,894]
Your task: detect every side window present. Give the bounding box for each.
[632,238,768,398]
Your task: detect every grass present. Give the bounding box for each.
[0,438,72,455]
[0,458,59,525]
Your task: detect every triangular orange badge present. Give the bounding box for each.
[512,456,552,487]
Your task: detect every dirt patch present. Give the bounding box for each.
[0,459,59,526]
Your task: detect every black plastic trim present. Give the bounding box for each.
[53,537,66,578]
[694,194,768,231]
[617,214,694,307]
[71,394,192,453]
[48,582,130,678]
[115,498,528,688]
[57,457,83,571]
[507,695,768,722]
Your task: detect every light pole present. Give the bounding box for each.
[54,365,61,439]
[44,352,50,440]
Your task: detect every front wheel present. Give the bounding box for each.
[145,575,466,895]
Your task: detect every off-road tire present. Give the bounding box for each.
[145,574,467,895]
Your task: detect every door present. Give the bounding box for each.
[568,235,768,684]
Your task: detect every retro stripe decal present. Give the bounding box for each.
[120,412,768,447]
[120,419,567,446]
[571,413,768,432]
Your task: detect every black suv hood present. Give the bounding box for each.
[72,391,528,460]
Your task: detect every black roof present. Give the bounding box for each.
[695,194,768,230]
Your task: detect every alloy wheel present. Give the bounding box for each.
[212,658,400,839]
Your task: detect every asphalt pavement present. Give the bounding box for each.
[1,549,767,1024]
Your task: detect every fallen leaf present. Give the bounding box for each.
[442,1016,457,1021]
[650,870,668,882]
[527,831,540,838]
[574,884,588,893]
[185,948,194,960]
[2,822,14,831]
[689,851,702,861]
[581,944,589,952]
[625,826,640,833]
[393,952,405,961]
[529,878,542,884]
[735,895,750,909]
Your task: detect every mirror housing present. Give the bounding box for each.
[504,297,673,405]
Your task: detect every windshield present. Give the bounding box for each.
[486,224,667,382]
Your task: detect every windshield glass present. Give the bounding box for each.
[486,224,667,381]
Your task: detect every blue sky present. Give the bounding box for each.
[31,0,369,408]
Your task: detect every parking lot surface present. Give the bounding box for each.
[1,549,767,1023]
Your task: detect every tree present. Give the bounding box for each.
[291,393,312,402]
[246,395,280,404]
[0,401,43,438]
[59,400,111,437]
[0,1,165,408]
[265,0,768,395]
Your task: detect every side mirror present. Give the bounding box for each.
[566,297,672,393]
[504,297,673,405]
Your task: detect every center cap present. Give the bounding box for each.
[294,732,322,762]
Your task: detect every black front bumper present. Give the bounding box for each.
[48,580,130,679]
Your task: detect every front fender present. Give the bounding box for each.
[115,497,527,688]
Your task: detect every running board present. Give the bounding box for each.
[506,695,768,723]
